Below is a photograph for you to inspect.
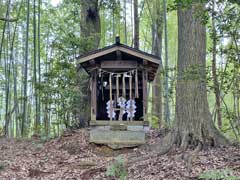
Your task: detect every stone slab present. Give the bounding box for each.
[90,128,146,149]
[110,124,127,131]
[93,125,147,131]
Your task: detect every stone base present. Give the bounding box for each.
[90,126,146,149]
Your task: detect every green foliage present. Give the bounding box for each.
[39,132,56,143]
[198,169,240,180]
[151,115,160,128]
[0,126,3,136]
[0,163,5,171]
[106,155,128,180]
[0,0,239,140]
[100,0,120,10]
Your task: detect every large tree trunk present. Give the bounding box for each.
[133,0,139,49]
[174,2,228,148]
[124,0,127,44]
[22,0,30,137]
[80,0,100,52]
[163,0,170,123]
[150,2,229,153]
[211,0,222,129]
[152,0,163,128]
[77,0,101,127]
[33,0,40,135]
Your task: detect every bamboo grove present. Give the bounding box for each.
[0,0,239,140]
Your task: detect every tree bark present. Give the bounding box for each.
[22,0,30,137]
[151,2,229,153]
[211,0,222,129]
[4,0,11,137]
[174,2,228,148]
[78,0,101,127]
[33,0,40,134]
[0,0,11,65]
[124,0,127,44]
[37,0,41,133]
[133,0,139,49]
[163,0,170,123]
[152,0,163,128]
[80,0,101,52]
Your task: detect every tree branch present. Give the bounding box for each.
[0,17,18,22]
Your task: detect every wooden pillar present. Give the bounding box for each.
[91,70,97,122]
[129,73,133,121]
[109,73,113,121]
[142,69,148,122]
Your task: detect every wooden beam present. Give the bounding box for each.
[90,120,149,126]
[87,66,98,73]
[89,59,96,66]
[109,73,113,121]
[129,73,133,121]
[118,46,160,64]
[105,84,143,90]
[143,59,148,66]
[101,60,137,69]
[151,63,159,68]
[116,50,122,60]
[77,46,160,65]
[78,46,118,63]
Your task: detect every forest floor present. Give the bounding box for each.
[0,129,239,180]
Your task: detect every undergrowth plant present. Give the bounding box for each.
[106,155,128,180]
[198,169,240,180]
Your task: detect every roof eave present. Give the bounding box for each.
[77,44,160,65]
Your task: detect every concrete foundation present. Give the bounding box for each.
[90,125,146,149]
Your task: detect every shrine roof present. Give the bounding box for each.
[76,37,161,81]
[77,41,161,65]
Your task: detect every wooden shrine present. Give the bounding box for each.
[77,37,160,148]
[77,37,160,149]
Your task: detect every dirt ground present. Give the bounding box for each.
[0,129,239,180]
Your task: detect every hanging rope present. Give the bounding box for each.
[100,68,140,121]
[100,68,135,75]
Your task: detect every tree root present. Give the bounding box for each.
[181,142,202,173]
[126,132,175,167]
[209,126,232,147]
[127,125,234,172]
[144,132,175,153]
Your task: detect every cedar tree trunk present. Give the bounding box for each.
[77,0,101,127]
[152,0,163,128]
[174,2,228,149]
[133,0,139,49]
[151,2,229,153]
[80,0,101,51]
